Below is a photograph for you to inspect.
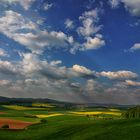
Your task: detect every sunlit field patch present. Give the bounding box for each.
[70,111,121,116]
[3,105,46,110]
[36,113,63,118]
[109,109,120,112]
[32,103,55,108]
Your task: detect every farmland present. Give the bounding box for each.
[0,102,139,140]
[0,118,34,129]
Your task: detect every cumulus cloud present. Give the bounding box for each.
[72,65,93,75]
[0,54,140,104]
[0,52,100,102]
[65,19,74,29]
[7,53,95,80]
[0,49,8,57]
[130,43,140,52]
[0,10,73,54]
[99,70,138,79]
[18,0,35,10]
[0,9,104,54]
[0,60,19,75]
[125,80,140,86]
[70,8,105,53]
[15,31,73,54]
[0,0,35,10]
[0,10,36,32]
[50,60,62,66]
[85,79,97,91]
[18,53,69,79]
[77,9,101,36]
[43,2,53,11]
[70,35,105,53]
[0,80,11,86]
[108,0,120,8]
[109,0,140,16]
[83,35,105,50]
[122,0,140,16]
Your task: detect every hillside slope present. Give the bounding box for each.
[0,116,139,140]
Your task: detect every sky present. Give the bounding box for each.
[0,0,140,105]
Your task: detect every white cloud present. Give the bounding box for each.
[43,2,53,11]
[108,0,120,8]
[17,53,96,80]
[85,79,97,91]
[72,8,105,53]
[70,35,105,54]
[50,60,62,66]
[0,80,11,86]
[99,70,138,79]
[19,0,35,10]
[0,10,73,54]
[0,0,35,10]
[0,10,36,31]
[20,53,42,74]
[0,53,97,91]
[0,54,140,104]
[125,80,140,86]
[65,19,74,29]
[83,35,105,50]
[0,49,8,57]
[122,0,140,16]
[109,0,140,16]
[14,31,73,54]
[0,10,104,55]
[77,9,102,36]
[0,60,19,75]
[130,43,140,52]
[0,10,36,37]
[72,65,93,75]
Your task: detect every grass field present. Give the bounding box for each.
[3,105,47,110]
[0,104,139,140]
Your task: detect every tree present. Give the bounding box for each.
[123,106,140,119]
[1,124,9,129]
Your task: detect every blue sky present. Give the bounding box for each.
[0,0,140,104]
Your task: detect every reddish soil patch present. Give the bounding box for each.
[0,119,34,129]
[0,112,7,114]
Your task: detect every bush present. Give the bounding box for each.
[1,124,9,129]
[41,119,47,123]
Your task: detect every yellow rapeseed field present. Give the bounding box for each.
[36,113,63,118]
[32,103,55,108]
[70,111,121,116]
[3,105,45,110]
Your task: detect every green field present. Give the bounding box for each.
[0,104,139,140]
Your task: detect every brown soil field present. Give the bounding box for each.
[0,112,7,114]
[0,118,34,129]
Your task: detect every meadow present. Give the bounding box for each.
[0,103,139,140]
